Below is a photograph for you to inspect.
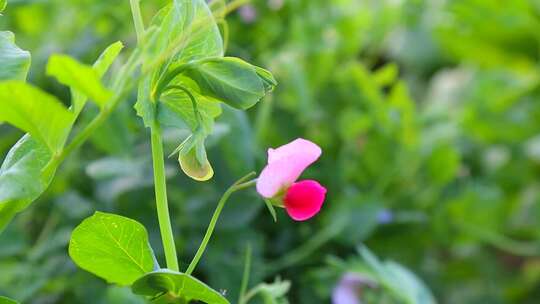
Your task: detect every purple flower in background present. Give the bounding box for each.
[377,209,394,224]
[332,273,376,304]
[239,4,257,23]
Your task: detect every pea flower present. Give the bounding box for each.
[332,273,376,304]
[256,138,327,221]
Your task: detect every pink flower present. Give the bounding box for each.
[256,138,327,221]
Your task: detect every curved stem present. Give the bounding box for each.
[151,122,179,271]
[185,173,256,275]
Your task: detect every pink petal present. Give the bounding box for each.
[257,138,321,198]
[284,180,326,221]
[267,138,321,164]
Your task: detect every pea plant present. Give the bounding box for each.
[0,0,327,303]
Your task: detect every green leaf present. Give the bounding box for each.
[132,269,230,304]
[71,41,124,114]
[253,66,278,92]
[183,57,268,110]
[263,199,277,222]
[0,31,31,81]
[136,0,223,128]
[69,212,156,286]
[151,0,223,64]
[0,296,19,304]
[358,246,436,304]
[0,136,51,232]
[46,55,113,108]
[0,43,122,233]
[0,81,73,152]
[93,41,124,77]
[158,88,222,132]
[256,278,291,304]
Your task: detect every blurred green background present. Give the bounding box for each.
[1,0,540,303]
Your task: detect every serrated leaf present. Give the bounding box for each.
[47,55,113,108]
[0,81,73,152]
[0,31,31,81]
[183,57,267,110]
[69,212,156,286]
[132,269,230,304]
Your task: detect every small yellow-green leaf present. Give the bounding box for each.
[47,55,112,107]
[178,139,214,182]
[0,0,6,13]
[69,212,156,286]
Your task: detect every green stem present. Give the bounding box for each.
[238,244,252,304]
[129,0,145,43]
[151,123,179,271]
[185,173,256,275]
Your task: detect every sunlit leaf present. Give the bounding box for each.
[0,31,31,81]
[0,81,73,152]
[47,55,113,108]
[0,44,122,233]
[69,212,156,286]
[132,269,230,304]
[71,41,124,114]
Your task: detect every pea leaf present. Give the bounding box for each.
[151,0,223,65]
[0,136,51,232]
[0,44,123,233]
[183,57,270,110]
[47,55,113,108]
[0,31,31,81]
[158,89,222,132]
[71,41,124,114]
[135,0,223,128]
[0,81,73,152]
[69,212,156,286]
[132,269,230,304]
[0,0,6,13]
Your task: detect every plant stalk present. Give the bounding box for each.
[129,0,145,43]
[151,122,179,271]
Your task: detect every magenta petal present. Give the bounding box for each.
[284,180,326,221]
[256,138,322,198]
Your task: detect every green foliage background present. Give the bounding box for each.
[1,0,540,303]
